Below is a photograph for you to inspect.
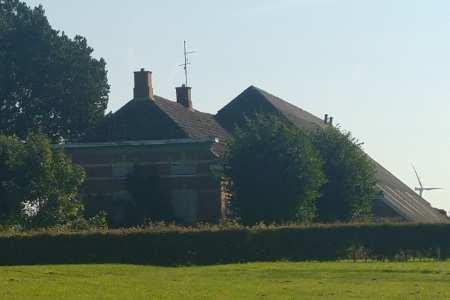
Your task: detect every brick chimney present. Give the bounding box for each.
[176,84,193,110]
[134,68,153,99]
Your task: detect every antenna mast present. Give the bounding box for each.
[179,40,196,86]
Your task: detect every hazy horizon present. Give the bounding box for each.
[24,0,450,213]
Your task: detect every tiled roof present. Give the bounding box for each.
[217,86,448,223]
[153,96,229,141]
[253,86,327,131]
[373,160,447,222]
[87,96,229,143]
[217,85,327,131]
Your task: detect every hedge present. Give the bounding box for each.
[0,223,449,265]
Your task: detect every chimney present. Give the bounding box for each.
[329,116,333,126]
[176,84,193,110]
[134,68,153,99]
[324,114,329,124]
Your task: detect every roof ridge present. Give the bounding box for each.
[248,86,327,129]
[252,86,318,116]
[217,85,259,115]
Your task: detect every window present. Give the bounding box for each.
[112,163,133,178]
[170,162,196,176]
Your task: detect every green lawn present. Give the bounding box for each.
[1,261,450,299]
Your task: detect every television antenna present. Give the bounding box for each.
[178,40,196,86]
[412,164,443,198]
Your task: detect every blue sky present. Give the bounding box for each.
[25,0,450,212]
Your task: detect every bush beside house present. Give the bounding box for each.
[222,115,377,225]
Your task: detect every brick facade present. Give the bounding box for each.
[64,139,225,224]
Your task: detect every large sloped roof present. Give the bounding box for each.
[373,160,446,222]
[217,86,328,131]
[255,87,328,131]
[217,86,448,223]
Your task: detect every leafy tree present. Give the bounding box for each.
[0,0,109,141]
[0,135,23,222]
[125,165,172,225]
[223,115,325,225]
[0,133,86,227]
[311,126,377,222]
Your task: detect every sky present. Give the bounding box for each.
[25,0,450,213]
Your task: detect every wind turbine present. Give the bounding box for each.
[412,165,443,198]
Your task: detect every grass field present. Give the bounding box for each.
[1,261,450,299]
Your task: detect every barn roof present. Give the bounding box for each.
[217,86,448,223]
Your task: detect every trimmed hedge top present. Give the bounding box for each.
[1,222,449,265]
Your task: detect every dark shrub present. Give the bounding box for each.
[311,126,377,222]
[223,115,325,225]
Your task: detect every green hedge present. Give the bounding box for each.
[0,223,449,265]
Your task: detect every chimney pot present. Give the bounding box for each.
[324,114,329,124]
[176,85,193,110]
[134,69,153,99]
[329,116,333,126]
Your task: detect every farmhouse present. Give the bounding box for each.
[64,69,448,224]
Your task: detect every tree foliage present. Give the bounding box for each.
[0,0,109,141]
[311,126,377,222]
[223,115,325,225]
[0,133,86,227]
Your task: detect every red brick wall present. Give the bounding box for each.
[65,142,224,223]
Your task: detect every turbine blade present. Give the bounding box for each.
[412,164,423,189]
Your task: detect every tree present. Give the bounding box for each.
[0,133,86,227]
[311,126,377,222]
[223,115,325,225]
[0,135,23,222]
[125,165,172,225]
[0,0,109,142]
